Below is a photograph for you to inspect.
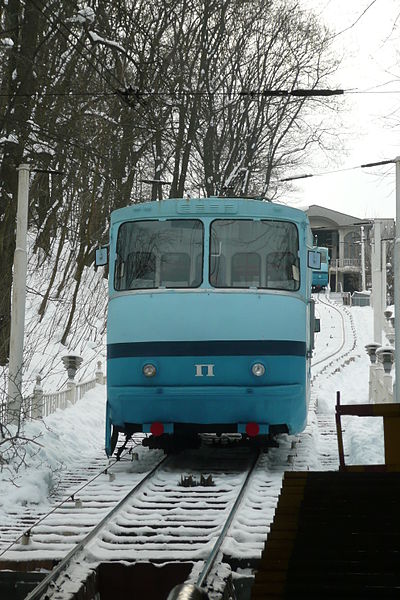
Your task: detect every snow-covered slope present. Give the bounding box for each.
[1,235,108,397]
[0,294,385,526]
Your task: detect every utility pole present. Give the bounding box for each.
[7,164,30,424]
[381,237,387,311]
[360,225,366,291]
[360,157,400,403]
[395,158,400,403]
[372,220,382,345]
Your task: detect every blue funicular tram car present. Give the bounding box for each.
[97,197,320,455]
[311,246,329,291]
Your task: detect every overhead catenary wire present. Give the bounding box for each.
[27,0,156,120]
[4,4,399,194]
[3,87,400,99]
[0,91,115,98]
[7,2,400,108]
[280,159,396,182]
[4,97,396,191]
[27,0,151,125]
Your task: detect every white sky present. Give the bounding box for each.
[286,0,400,219]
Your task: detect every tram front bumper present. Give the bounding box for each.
[107,383,307,435]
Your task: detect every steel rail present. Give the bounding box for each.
[25,454,169,600]
[196,448,260,589]
[0,447,133,559]
[311,293,347,367]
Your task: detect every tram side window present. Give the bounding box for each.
[232,253,260,287]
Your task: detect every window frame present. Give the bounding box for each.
[209,218,300,291]
[114,218,204,291]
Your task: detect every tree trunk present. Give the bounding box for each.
[0,0,44,364]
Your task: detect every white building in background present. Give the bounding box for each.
[304,205,394,294]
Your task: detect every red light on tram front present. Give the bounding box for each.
[150,422,164,437]
[246,422,260,437]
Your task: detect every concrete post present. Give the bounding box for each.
[383,372,393,400]
[394,157,400,403]
[337,228,345,292]
[361,225,366,291]
[382,239,387,310]
[61,354,82,406]
[67,380,76,405]
[31,375,43,419]
[365,343,380,403]
[95,361,104,385]
[7,164,30,424]
[335,260,339,293]
[377,347,395,403]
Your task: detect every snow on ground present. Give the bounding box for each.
[0,234,107,398]
[0,296,388,523]
[339,306,385,465]
[314,299,384,465]
[0,385,106,519]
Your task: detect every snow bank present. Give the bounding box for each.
[0,386,106,514]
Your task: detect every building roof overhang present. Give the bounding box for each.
[302,205,372,228]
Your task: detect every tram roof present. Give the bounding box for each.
[111,197,309,226]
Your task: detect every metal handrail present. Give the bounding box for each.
[330,258,361,268]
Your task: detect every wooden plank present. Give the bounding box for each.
[336,402,400,417]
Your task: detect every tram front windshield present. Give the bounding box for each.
[115,219,204,290]
[210,219,299,290]
[115,218,299,291]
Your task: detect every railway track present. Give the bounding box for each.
[0,293,362,599]
[0,445,163,558]
[0,447,168,597]
[1,436,302,599]
[292,292,359,473]
[20,445,267,599]
[0,455,109,554]
[312,293,348,367]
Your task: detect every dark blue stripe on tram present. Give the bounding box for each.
[107,340,306,358]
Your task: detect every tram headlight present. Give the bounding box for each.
[252,363,265,377]
[143,363,157,378]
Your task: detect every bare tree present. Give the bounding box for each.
[0,0,341,370]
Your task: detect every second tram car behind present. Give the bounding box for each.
[97,197,320,455]
[311,246,329,291]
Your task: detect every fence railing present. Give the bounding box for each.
[369,362,393,403]
[366,345,394,404]
[32,361,106,419]
[331,258,361,269]
[1,361,106,423]
[341,291,371,307]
